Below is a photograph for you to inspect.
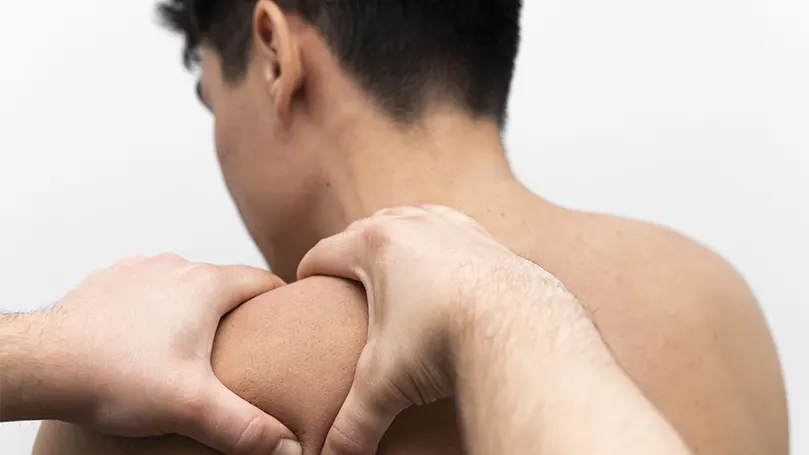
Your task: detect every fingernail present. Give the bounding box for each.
[272,439,302,455]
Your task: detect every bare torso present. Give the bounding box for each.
[33,195,788,455]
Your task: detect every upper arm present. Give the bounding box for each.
[686,256,788,455]
[211,275,369,443]
[34,276,461,455]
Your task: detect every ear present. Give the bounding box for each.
[253,0,303,127]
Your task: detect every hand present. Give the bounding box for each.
[297,205,556,455]
[35,254,300,455]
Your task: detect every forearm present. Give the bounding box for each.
[0,312,88,422]
[453,274,693,455]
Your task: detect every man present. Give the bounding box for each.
[33,0,788,454]
[1,207,695,455]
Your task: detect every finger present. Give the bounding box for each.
[418,204,475,225]
[299,208,424,283]
[337,206,425,241]
[297,229,366,283]
[371,205,424,218]
[297,227,385,335]
[320,379,400,455]
[342,207,414,235]
[151,252,190,266]
[114,254,148,267]
[418,204,492,235]
[177,379,300,455]
[215,265,287,315]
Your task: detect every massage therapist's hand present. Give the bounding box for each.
[297,205,566,455]
[0,254,301,455]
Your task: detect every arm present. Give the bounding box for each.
[0,313,87,422]
[295,205,695,455]
[33,276,463,455]
[6,255,298,455]
[454,276,691,454]
[32,228,788,455]
[293,205,787,455]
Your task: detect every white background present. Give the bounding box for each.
[0,0,806,453]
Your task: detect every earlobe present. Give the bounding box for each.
[253,0,303,128]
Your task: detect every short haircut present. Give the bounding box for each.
[159,1,523,126]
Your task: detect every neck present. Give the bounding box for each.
[318,110,519,229]
[269,107,537,281]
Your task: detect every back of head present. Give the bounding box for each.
[158,0,523,127]
[156,0,524,279]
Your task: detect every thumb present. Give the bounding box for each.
[177,379,301,455]
[321,346,406,455]
[321,382,400,455]
[214,265,287,316]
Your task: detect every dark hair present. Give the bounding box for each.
[158,1,522,126]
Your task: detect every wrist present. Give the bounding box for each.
[37,306,100,424]
[0,312,51,420]
[0,310,94,422]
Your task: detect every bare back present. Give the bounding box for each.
[33,198,788,455]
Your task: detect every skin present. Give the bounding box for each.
[34,2,788,455]
[1,256,298,455]
[297,205,693,455]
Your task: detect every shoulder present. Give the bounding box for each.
[577,211,756,303]
[33,278,368,455]
[212,276,463,454]
[34,277,461,455]
[580,212,777,374]
[211,276,368,442]
[572,212,788,455]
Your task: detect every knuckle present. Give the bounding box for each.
[184,263,223,285]
[418,203,446,212]
[360,224,391,251]
[461,215,483,229]
[345,217,371,233]
[154,252,185,263]
[262,270,286,288]
[373,207,398,217]
[115,254,145,266]
[375,205,419,218]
